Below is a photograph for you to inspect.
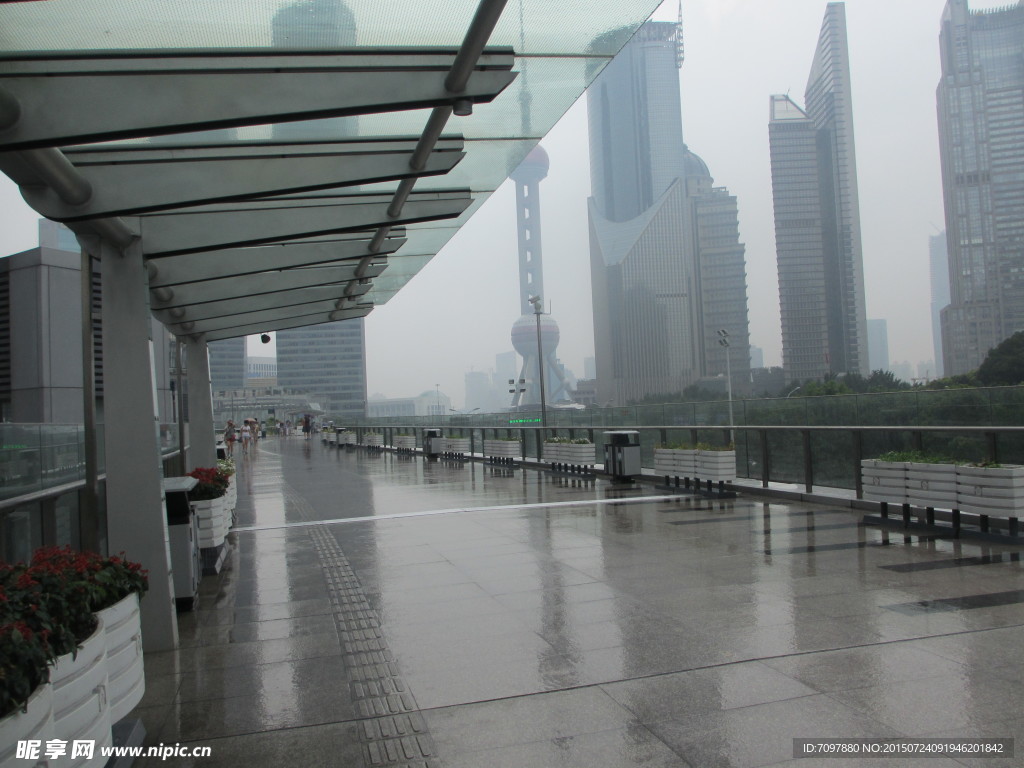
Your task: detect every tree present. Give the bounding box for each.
[976,331,1024,386]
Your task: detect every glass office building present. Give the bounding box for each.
[769,3,868,384]
[937,0,1024,375]
[588,21,751,405]
[276,320,367,419]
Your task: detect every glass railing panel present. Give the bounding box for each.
[809,430,856,490]
[1,424,43,500]
[764,430,804,485]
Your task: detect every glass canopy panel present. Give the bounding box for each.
[0,1,653,56]
[1,0,662,329]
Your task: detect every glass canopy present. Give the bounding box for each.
[0,0,661,334]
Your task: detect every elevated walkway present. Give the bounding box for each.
[134,436,1024,767]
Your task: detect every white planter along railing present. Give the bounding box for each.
[0,684,54,768]
[394,435,417,450]
[654,448,698,478]
[192,496,229,549]
[697,450,736,483]
[861,460,909,505]
[447,437,470,453]
[907,462,957,509]
[956,464,1024,515]
[361,433,383,447]
[51,618,112,768]
[484,440,520,459]
[95,593,145,723]
[338,432,356,445]
[546,443,596,465]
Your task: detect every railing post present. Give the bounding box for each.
[659,428,667,447]
[802,429,813,493]
[911,430,923,452]
[986,431,998,464]
[761,429,770,488]
[853,430,863,499]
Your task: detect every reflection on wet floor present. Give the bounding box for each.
[135,437,1024,767]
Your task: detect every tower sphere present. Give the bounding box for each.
[510,314,560,356]
[511,144,549,184]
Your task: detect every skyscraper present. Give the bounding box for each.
[937,0,1024,375]
[208,338,245,393]
[276,320,366,419]
[929,232,950,377]
[768,2,868,384]
[588,21,751,405]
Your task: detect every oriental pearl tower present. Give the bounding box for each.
[509,145,572,409]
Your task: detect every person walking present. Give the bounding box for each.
[240,421,252,454]
[223,420,236,457]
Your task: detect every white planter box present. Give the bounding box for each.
[394,436,417,450]
[0,684,54,768]
[192,496,228,548]
[861,460,908,505]
[328,432,338,444]
[654,448,698,477]
[544,444,564,463]
[51,619,112,768]
[484,440,520,458]
[96,593,144,723]
[562,444,596,464]
[956,464,1024,515]
[338,432,356,445]
[362,434,383,447]
[698,450,736,482]
[906,462,957,509]
[447,438,470,453]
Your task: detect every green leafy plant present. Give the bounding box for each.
[0,621,50,718]
[657,442,695,450]
[216,458,235,477]
[874,450,953,464]
[696,442,735,451]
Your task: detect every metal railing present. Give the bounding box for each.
[345,421,1024,498]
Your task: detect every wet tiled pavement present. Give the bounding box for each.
[135,437,1024,767]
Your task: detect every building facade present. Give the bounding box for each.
[866,319,890,373]
[937,0,1024,375]
[208,338,245,394]
[930,232,950,377]
[588,20,751,405]
[0,220,175,426]
[769,2,869,384]
[276,320,367,419]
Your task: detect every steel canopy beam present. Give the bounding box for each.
[146,236,406,288]
[137,192,471,257]
[152,283,372,326]
[170,298,370,336]
[0,51,515,150]
[202,306,373,342]
[151,261,387,310]
[21,145,465,221]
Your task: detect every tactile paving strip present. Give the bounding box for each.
[308,524,440,768]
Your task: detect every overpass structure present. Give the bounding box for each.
[0,0,664,649]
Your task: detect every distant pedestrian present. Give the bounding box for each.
[303,415,311,440]
[223,420,236,457]
[240,422,252,454]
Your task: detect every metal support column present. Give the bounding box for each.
[183,335,216,469]
[100,236,178,651]
[78,238,101,553]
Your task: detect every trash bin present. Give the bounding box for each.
[163,476,200,610]
[603,431,640,480]
[423,428,444,456]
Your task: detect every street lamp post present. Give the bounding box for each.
[529,295,548,429]
[717,329,733,441]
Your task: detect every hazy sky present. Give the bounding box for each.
[0,1,1004,408]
